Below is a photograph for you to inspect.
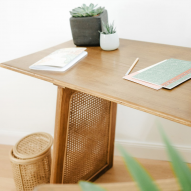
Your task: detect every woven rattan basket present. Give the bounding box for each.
[10,132,53,191]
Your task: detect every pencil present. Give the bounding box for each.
[125,58,139,76]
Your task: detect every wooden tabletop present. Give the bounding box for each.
[1,39,191,127]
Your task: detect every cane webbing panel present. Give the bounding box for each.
[10,150,51,191]
[63,92,111,183]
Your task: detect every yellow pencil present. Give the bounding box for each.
[125,58,139,75]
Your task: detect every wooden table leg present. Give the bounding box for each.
[107,102,117,169]
[50,87,74,183]
[51,86,117,184]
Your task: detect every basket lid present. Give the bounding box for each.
[13,132,53,159]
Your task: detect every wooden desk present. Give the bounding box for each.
[1,39,191,184]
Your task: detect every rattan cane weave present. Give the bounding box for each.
[10,133,53,191]
[62,92,111,183]
[13,132,53,159]
[10,150,51,191]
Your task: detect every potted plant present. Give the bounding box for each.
[70,3,108,46]
[99,21,119,51]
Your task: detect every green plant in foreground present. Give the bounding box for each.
[117,144,160,191]
[79,123,191,191]
[99,21,116,35]
[70,3,105,17]
[159,125,191,190]
[79,181,106,191]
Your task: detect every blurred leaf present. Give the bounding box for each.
[118,145,160,191]
[158,124,191,190]
[79,181,106,191]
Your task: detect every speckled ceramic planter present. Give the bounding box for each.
[70,10,108,46]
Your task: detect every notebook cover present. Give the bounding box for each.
[132,58,191,89]
[30,48,86,68]
[123,72,162,90]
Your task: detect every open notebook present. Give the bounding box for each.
[124,58,191,90]
[29,48,87,71]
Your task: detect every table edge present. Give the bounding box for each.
[1,63,190,127]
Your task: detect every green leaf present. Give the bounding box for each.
[89,3,94,10]
[79,181,106,191]
[101,21,116,34]
[70,4,104,17]
[158,125,191,190]
[117,145,160,191]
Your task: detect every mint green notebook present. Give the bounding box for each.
[132,58,191,89]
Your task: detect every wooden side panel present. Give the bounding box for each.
[50,87,74,184]
[108,102,117,168]
[51,87,117,184]
[88,102,117,182]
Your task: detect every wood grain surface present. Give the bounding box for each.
[1,39,191,126]
[35,179,180,191]
[50,87,75,184]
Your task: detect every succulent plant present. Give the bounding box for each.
[99,21,116,35]
[70,3,105,17]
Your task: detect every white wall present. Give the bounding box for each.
[1,0,191,161]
